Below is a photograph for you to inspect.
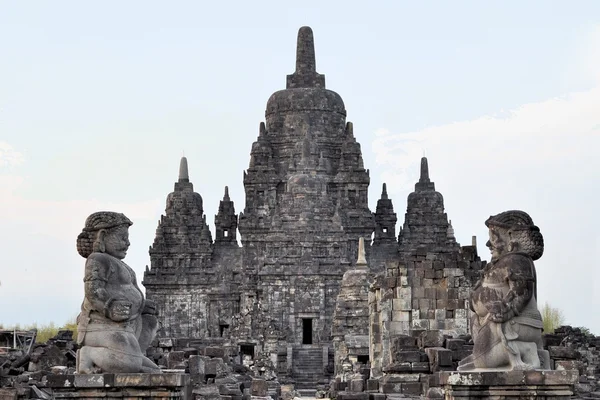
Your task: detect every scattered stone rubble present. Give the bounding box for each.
[329,325,600,399]
[0,331,282,400]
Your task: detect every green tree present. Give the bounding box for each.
[541,302,565,334]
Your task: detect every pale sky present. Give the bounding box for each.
[1,1,599,333]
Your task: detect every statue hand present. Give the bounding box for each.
[142,299,157,315]
[106,299,133,321]
[487,301,514,323]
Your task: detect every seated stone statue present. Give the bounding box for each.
[458,210,550,371]
[75,211,161,373]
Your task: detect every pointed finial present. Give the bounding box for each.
[381,183,388,200]
[419,157,430,182]
[356,237,367,266]
[224,186,230,201]
[259,122,266,137]
[286,27,325,89]
[179,157,189,183]
[346,122,354,137]
[296,26,316,74]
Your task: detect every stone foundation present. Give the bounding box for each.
[434,370,578,399]
[45,373,190,399]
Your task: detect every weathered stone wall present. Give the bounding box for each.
[368,158,484,378]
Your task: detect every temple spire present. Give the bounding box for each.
[179,157,189,183]
[223,186,230,201]
[381,183,388,200]
[296,26,316,74]
[419,157,430,183]
[356,237,367,266]
[415,157,435,191]
[286,27,325,89]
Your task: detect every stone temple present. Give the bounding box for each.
[142,26,484,387]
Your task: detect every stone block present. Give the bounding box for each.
[369,393,386,400]
[445,338,465,351]
[447,299,460,310]
[412,319,429,330]
[382,362,412,373]
[391,311,410,321]
[0,388,17,400]
[45,374,75,387]
[425,347,453,372]
[411,362,430,372]
[380,383,403,393]
[350,378,364,392]
[205,346,226,358]
[453,349,473,362]
[434,309,446,321]
[337,393,369,400]
[555,359,584,373]
[366,379,379,391]
[392,299,411,311]
[381,374,420,383]
[220,383,244,396]
[158,338,174,348]
[391,335,417,350]
[251,379,268,396]
[383,277,396,288]
[418,330,445,348]
[438,370,578,386]
[193,384,221,400]
[166,350,186,368]
[401,382,422,396]
[389,321,410,335]
[548,346,579,360]
[394,350,421,363]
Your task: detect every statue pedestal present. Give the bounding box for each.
[45,373,191,399]
[436,370,578,399]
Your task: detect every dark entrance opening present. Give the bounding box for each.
[219,324,229,337]
[240,344,254,359]
[302,318,313,345]
[357,355,369,364]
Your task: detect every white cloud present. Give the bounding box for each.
[0,141,24,168]
[372,83,600,333]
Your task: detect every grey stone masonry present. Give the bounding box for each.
[143,26,483,385]
[369,157,484,377]
[371,183,399,274]
[143,157,242,339]
[332,238,371,378]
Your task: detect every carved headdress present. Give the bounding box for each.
[485,210,544,260]
[76,212,133,258]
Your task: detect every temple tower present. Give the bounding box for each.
[236,26,376,386]
[369,157,484,377]
[371,183,399,273]
[143,157,242,339]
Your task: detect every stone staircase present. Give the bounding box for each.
[292,347,324,390]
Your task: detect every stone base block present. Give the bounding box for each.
[45,373,191,399]
[437,370,577,399]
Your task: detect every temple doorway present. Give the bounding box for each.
[302,318,312,345]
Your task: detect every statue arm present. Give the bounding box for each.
[489,255,535,323]
[83,255,112,315]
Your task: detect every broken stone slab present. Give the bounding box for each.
[440,370,578,387]
[548,346,580,360]
[437,370,578,399]
[418,330,445,348]
[251,378,268,396]
[45,373,191,399]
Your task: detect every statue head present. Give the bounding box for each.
[485,210,544,261]
[77,212,133,259]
